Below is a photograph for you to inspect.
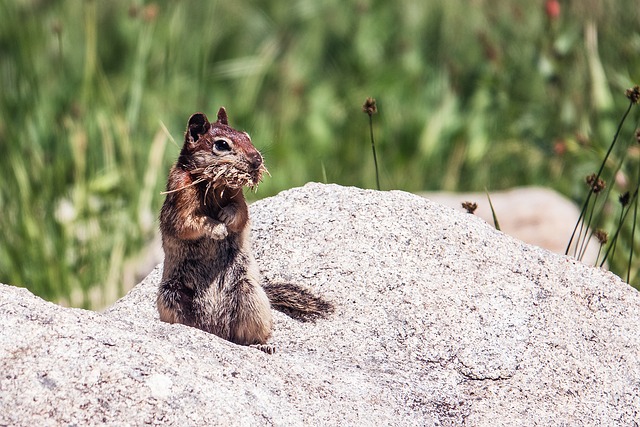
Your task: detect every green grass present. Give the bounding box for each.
[1,0,640,307]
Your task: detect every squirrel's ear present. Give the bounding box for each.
[186,113,210,144]
[216,107,228,125]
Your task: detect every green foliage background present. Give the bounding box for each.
[1,0,639,307]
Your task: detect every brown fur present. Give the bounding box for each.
[157,108,333,353]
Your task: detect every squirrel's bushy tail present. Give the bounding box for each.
[262,282,334,321]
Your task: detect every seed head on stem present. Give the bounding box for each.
[462,201,478,214]
[362,97,380,190]
[625,85,640,104]
[362,97,377,116]
[585,173,606,193]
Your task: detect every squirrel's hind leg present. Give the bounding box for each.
[157,280,196,326]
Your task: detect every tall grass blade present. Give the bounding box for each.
[486,190,501,231]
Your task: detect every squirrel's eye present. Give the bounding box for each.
[214,139,230,152]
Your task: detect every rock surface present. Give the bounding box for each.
[120,186,599,304]
[1,183,639,426]
[421,186,601,264]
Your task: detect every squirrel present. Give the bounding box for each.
[157,107,333,353]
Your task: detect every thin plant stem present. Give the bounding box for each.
[578,228,594,261]
[369,114,380,191]
[363,97,381,191]
[601,189,638,267]
[609,207,625,261]
[627,119,640,282]
[576,195,598,260]
[568,193,593,256]
[595,244,603,267]
[589,154,627,228]
[628,195,638,282]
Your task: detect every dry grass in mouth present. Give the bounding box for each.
[196,162,268,191]
[161,163,270,197]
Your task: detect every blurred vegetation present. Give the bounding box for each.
[1,0,640,307]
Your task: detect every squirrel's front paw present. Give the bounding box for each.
[218,205,237,226]
[205,219,228,240]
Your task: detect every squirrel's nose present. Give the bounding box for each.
[247,150,263,169]
[247,151,262,169]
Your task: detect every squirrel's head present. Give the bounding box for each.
[181,107,266,190]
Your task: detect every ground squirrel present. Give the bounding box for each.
[157,107,333,353]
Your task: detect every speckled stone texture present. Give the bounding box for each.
[1,183,639,426]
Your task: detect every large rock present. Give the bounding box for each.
[1,183,638,426]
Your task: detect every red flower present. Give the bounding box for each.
[545,0,560,20]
